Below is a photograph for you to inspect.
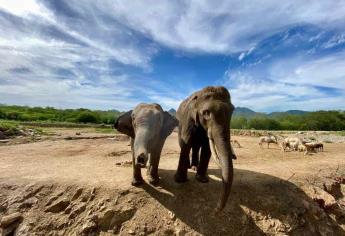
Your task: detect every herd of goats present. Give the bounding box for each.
[258,135,324,155]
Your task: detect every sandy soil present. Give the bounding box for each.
[0,129,344,235]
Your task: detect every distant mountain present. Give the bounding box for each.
[168,108,176,116]
[268,110,308,117]
[233,107,264,118]
[286,110,308,115]
[233,107,308,119]
[108,109,121,113]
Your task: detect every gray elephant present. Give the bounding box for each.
[175,86,236,212]
[114,103,178,186]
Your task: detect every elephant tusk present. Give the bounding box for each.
[209,137,221,167]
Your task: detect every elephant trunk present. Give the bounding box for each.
[209,127,234,212]
[133,128,149,168]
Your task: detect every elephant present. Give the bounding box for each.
[174,86,236,212]
[114,103,178,186]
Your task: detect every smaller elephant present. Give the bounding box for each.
[114,103,178,186]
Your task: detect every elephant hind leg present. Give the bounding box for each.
[175,141,191,183]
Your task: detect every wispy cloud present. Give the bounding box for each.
[0,1,345,111]
[104,0,345,53]
[225,52,345,111]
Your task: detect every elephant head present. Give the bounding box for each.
[114,103,178,168]
[181,86,235,211]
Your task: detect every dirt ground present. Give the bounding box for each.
[0,128,344,235]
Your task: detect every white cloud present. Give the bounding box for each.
[0,72,140,110]
[270,52,345,89]
[0,0,51,19]
[238,52,246,61]
[322,34,345,48]
[225,53,345,111]
[0,0,162,110]
[100,0,345,53]
[0,0,156,68]
[1,1,345,111]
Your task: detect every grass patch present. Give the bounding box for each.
[0,120,21,137]
[0,120,51,138]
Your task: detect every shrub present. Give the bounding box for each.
[76,111,100,123]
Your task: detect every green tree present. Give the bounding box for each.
[231,117,248,129]
[76,111,100,123]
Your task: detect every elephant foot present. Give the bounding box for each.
[148,175,160,186]
[131,177,144,186]
[191,165,197,171]
[174,173,188,183]
[195,174,209,183]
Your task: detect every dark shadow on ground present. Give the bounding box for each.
[141,168,345,235]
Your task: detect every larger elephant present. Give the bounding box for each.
[114,103,178,186]
[175,86,236,211]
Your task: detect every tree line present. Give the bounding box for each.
[0,105,120,124]
[1,105,344,131]
[230,111,345,131]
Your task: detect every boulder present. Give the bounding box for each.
[98,206,136,231]
[45,198,70,213]
[0,212,23,228]
[81,215,98,235]
[19,197,38,209]
[71,188,83,201]
[305,186,337,210]
[69,204,86,219]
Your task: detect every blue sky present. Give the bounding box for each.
[0,1,345,112]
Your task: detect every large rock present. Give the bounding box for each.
[0,212,23,227]
[81,215,98,235]
[98,206,136,231]
[71,188,83,201]
[19,197,38,209]
[45,198,70,213]
[305,186,337,210]
[69,204,86,219]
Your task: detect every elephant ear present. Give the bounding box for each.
[161,112,178,139]
[189,95,200,126]
[113,110,135,138]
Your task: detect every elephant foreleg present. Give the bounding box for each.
[147,150,161,186]
[195,142,210,183]
[131,138,143,186]
[191,144,200,171]
[175,141,191,183]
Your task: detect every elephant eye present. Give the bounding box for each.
[202,110,211,120]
